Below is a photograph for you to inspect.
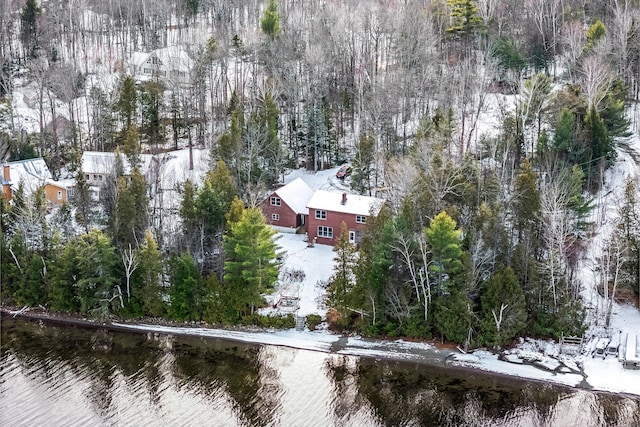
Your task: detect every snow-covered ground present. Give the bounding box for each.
[112,154,640,396]
[5,50,640,397]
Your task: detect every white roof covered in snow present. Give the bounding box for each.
[130,46,194,74]
[274,178,314,215]
[307,190,384,216]
[6,158,65,193]
[81,151,152,176]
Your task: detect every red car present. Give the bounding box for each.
[336,165,352,179]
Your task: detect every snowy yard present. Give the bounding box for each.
[135,163,640,396]
[248,110,640,397]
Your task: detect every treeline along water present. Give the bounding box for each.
[1,318,639,427]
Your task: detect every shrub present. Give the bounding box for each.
[241,313,296,329]
[306,314,322,331]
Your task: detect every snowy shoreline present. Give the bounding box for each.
[4,308,639,398]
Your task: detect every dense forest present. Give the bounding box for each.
[1,0,639,347]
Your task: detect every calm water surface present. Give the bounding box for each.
[1,318,639,427]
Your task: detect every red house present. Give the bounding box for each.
[306,190,384,246]
[260,178,314,230]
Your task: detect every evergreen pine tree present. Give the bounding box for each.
[139,80,164,147]
[48,237,79,313]
[168,252,202,321]
[433,291,473,345]
[586,20,606,50]
[201,273,224,323]
[479,266,527,346]
[225,196,245,230]
[20,0,41,57]
[354,206,393,333]
[445,0,483,51]
[215,100,244,174]
[327,222,358,315]
[117,76,137,130]
[223,207,280,320]
[260,0,281,41]
[3,233,29,304]
[259,92,282,184]
[425,211,464,294]
[122,125,141,167]
[180,179,198,249]
[584,105,613,188]
[618,177,640,308]
[74,230,119,319]
[553,107,575,158]
[351,132,375,195]
[135,230,165,317]
[513,158,541,236]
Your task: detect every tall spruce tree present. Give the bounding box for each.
[433,291,473,345]
[618,177,640,308]
[351,132,375,195]
[327,222,358,316]
[20,0,41,58]
[180,179,198,249]
[552,107,575,160]
[134,230,165,317]
[168,252,202,321]
[48,236,80,313]
[74,230,119,319]
[425,211,465,294]
[117,76,137,130]
[513,158,541,237]
[110,167,148,250]
[354,206,393,332]
[479,266,527,347]
[223,207,280,320]
[260,0,281,41]
[584,105,613,188]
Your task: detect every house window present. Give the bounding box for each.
[349,231,356,244]
[272,213,280,221]
[85,174,89,180]
[318,226,333,238]
[57,190,63,200]
[315,210,327,220]
[99,175,103,181]
[143,68,152,74]
[93,174,98,180]
[356,215,367,224]
[270,197,281,206]
[151,56,159,65]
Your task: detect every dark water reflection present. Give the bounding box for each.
[1,318,639,427]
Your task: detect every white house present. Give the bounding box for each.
[129,46,194,85]
[81,151,153,185]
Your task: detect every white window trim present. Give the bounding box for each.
[315,209,327,220]
[271,213,280,221]
[349,230,356,243]
[356,215,366,224]
[318,226,333,238]
[57,190,63,200]
[270,196,281,206]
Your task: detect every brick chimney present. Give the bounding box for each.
[2,163,9,181]
[341,192,347,205]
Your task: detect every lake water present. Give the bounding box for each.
[1,317,639,427]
